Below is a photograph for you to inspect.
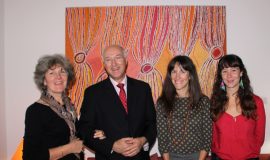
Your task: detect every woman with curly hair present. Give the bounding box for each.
[23,54,83,160]
[210,54,266,160]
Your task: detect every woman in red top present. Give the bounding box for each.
[210,54,266,160]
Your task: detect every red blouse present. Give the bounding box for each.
[212,95,266,160]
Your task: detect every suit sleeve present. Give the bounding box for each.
[142,84,157,149]
[77,87,114,157]
[23,106,49,160]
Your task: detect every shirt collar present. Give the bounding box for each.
[109,76,127,86]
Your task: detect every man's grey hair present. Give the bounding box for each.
[102,45,127,60]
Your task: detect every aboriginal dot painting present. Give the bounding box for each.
[65,6,226,113]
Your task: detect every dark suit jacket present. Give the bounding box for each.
[78,77,157,160]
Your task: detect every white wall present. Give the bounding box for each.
[0,0,7,159]
[3,0,270,159]
[226,0,270,153]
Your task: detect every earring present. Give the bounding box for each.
[220,81,226,91]
[239,77,244,89]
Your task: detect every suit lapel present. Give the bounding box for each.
[126,77,136,115]
[104,78,128,114]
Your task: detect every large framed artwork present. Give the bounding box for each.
[65,6,226,114]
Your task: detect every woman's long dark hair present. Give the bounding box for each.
[158,55,203,115]
[210,54,256,121]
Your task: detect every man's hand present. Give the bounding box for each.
[112,137,133,154]
[122,137,146,157]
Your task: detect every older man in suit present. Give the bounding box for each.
[78,45,157,160]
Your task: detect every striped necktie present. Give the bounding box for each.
[117,83,128,113]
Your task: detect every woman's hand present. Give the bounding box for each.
[162,153,170,160]
[49,138,83,159]
[93,130,106,140]
[69,138,83,153]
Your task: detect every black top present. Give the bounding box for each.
[23,102,78,160]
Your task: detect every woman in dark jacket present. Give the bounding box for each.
[23,54,83,160]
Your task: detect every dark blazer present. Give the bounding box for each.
[78,77,157,160]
